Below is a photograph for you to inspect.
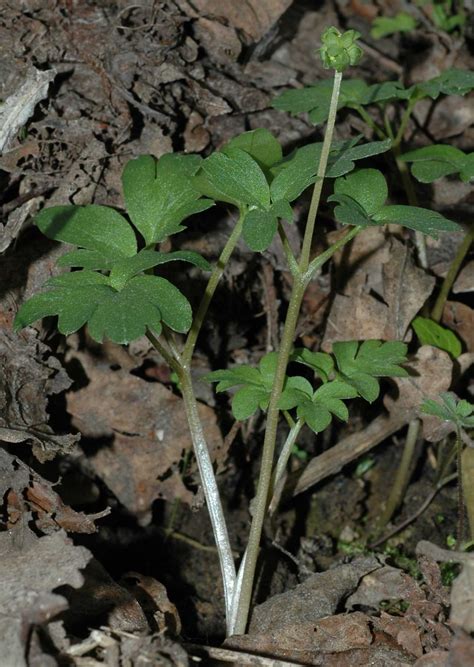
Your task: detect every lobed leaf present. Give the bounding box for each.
[194,148,271,209]
[36,205,137,259]
[123,153,213,245]
[370,12,417,39]
[291,348,334,382]
[373,205,459,238]
[225,129,283,169]
[400,145,474,183]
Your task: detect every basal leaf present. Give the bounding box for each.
[225,129,282,169]
[129,275,192,333]
[270,143,322,202]
[373,205,459,238]
[123,154,213,246]
[36,205,137,259]
[279,376,314,410]
[194,148,271,209]
[328,192,373,228]
[421,392,474,429]
[460,154,474,182]
[412,316,462,357]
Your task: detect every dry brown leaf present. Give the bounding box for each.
[67,364,224,522]
[0,328,78,460]
[450,563,474,634]
[373,613,423,658]
[442,301,474,352]
[346,565,424,610]
[121,572,181,635]
[249,557,380,634]
[0,525,91,667]
[176,0,293,43]
[383,345,453,436]
[453,261,474,294]
[323,237,435,348]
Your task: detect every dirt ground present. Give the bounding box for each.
[1,1,474,665]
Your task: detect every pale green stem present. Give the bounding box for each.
[177,367,237,629]
[268,418,304,513]
[456,428,465,547]
[388,112,428,268]
[351,104,387,141]
[461,444,474,541]
[278,222,299,276]
[299,70,343,273]
[375,419,420,532]
[431,225,474,323]
[182,211,245,367]
[146,330,180,372]
[393,98,417,148]
[232,70,345,635]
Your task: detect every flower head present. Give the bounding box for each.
[319,27,363,72]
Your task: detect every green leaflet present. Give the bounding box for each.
[333,340,408,403]
[329,168,460,238]
[370,12,417,39]
[412,317,462,358]
[123,153,214,245]
[14,272,192,344]
[36,205,137,259]
[225,129,283,170]
[421,393,474,429]
[194,147,271,209]
[400,145,474,183]
[206,341,409,423]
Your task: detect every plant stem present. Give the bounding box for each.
[375,419,420,532]
[182,211,245,367]
[146,330,180,373]
[461,444,474,541]
[305,225,360,284]
[268,418,304,515]
[299,70,342,273]
[455,429,465,547]
[233,70,344,636]
[431,225,474,323]
[278,222,299,276]
[178,366,237,628]
[390,119,428,268]
[352,105,387,141]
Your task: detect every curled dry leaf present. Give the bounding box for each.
[442,301,474,353]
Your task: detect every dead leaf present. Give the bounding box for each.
[176,0,293,43]
[0,327,79,460]
[346,565,424,610]
[194,18,242,65]
[373,613,423,658]
[450,563,474,634]
[453,261,474,294]
[67,363,224,522]
[413,650,448,666]
[0,525,91,667]
[443,301,474,352]
[121,572,181,635]
[249,557,381,634]
[323,237,435,348]
[383,346,453,435]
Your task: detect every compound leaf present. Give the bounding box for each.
[291,348,334,382]
[333,340,408,402]
[400,145,468,183]
[332,169,388,216]
[232,386,269,420]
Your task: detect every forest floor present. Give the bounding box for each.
[1,1,473,665]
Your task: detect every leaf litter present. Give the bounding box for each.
[1,0,474,664]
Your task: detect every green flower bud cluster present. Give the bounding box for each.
[319,27,363,72]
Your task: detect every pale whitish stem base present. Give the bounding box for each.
[179,368,236,631]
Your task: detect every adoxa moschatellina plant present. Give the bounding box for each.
[14,28,460,635]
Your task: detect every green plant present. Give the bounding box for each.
[14,27,461,636]
[370,2,465,39]
[422,394,474,543]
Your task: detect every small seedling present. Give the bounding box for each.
[14,27,462,635]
